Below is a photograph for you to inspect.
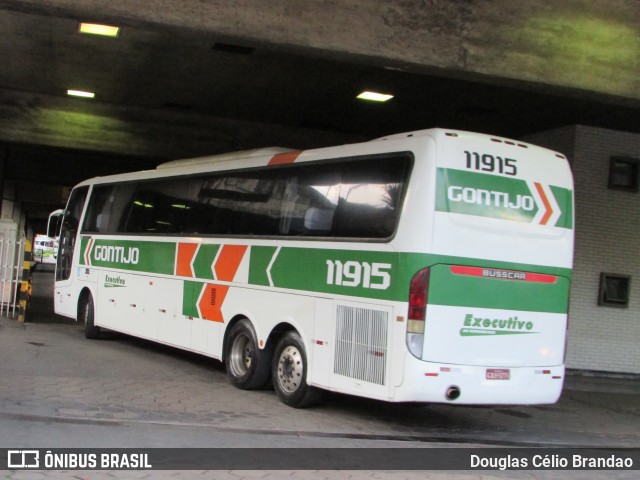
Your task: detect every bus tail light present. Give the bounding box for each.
[407,268,430,359]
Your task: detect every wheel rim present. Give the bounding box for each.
[277,345,303,393]
[229,333,253,376]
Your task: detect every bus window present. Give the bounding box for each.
[56,186,89,281]
[123,178,202,234]
[82,184,137,234]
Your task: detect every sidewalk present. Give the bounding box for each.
[564,369,640,395]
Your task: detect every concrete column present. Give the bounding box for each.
[0,147,6,218]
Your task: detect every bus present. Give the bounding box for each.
[33,234,58,264]
[54,129,574,408]
[33,209,64,266]
[47,209,64,240]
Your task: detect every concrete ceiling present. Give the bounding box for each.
[2,0,640,227]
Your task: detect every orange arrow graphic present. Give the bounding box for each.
[198,284,228,322]
[214,245,248,282]
[84,238,94,265]
[176,242,198,277]
[534,182,553,225]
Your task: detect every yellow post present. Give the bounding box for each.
[17,239,32,323]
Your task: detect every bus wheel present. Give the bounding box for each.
[80,293,100,339]
[272,331,323,408]
[225,319,271,390]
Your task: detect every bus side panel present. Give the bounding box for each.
[55,277,84,319]
[311,298,334,387]
[95,271,160,340]
[155,277,192,349]
[184,281,222,356]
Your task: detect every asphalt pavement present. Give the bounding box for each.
[0,266,637,479]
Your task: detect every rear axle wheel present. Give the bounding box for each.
[225,319,271,390]
[272,331,322,408]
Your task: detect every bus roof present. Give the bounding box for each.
[156,147,295,170]
[72,128,567,188]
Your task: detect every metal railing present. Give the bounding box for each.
[0,239,26,318]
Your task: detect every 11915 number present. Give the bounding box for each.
[465,151,518,176]
[326,260,391,290]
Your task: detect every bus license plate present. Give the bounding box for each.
[486,368,510,380]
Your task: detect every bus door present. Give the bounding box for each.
[55,186,89,318]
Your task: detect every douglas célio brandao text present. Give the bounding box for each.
[470,453,634,470]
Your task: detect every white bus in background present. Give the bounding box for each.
[54,129,574,408]
[33,234,58,265]
[47,209,64,240]
[33,209,64,266]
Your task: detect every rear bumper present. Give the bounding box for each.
[393,353,564,405]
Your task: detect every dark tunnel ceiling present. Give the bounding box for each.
[2,8,640,144]
[2,8,640,223]
[5,38,640,151]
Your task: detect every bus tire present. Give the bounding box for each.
[225,319,271,390]
[272,331,323,408]
[80,293,100,339]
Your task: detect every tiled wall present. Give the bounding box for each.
[524,125,640,373]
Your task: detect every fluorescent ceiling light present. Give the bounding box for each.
[357,91,394,102]
[79,22,120,38]
[67,89,95,99]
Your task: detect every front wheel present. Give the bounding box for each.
[225,319,271,390]
[272,331,323,408]
[80,293,100,339]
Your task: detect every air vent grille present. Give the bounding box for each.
[334,305,388,386]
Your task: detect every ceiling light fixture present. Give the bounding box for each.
[357,91,394,102]
[67,89,95,99]
[78,22,120,38]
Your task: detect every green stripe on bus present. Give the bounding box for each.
[249,246,278,286]
[80,237,175,275]
[79,237,571,313]
[183,281,202,317]
[550,185,573,229]
[268,247,404,301]
[436,168,537,223]
[427,264,570,313]
[435,168,573,229]
[192,244,220,279]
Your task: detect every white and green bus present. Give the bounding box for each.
[54,129,573,408]
[33,234,58,265]
[47,209,64,240]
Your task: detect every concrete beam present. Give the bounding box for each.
[16,180,67,206]
[4,0,640,103]
[0,89,360,159]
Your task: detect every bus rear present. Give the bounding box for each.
[400,130,573,404]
